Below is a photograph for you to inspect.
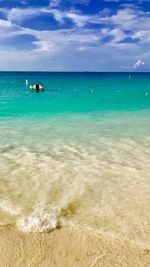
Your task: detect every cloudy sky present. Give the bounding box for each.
[0,0,149,71]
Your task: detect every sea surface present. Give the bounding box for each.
[0,72,150,246]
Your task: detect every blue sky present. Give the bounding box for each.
[0,0,149,71]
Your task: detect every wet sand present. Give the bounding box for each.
[0,225,149,267]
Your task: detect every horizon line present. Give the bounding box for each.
[0,71,150,73]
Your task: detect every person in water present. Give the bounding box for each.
[36,84,40,92]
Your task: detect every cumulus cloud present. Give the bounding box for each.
[6,7,43,23]
[133,59,145,69]
[0,18,19,37]
[0,1,149,70]
[0,19,12,27]
[3,6,90,27]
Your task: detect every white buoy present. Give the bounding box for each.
[26,79,28,85]
[129,75,131,79]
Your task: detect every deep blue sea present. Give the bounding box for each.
[0,72,150,246]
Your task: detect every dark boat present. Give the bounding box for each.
[30,83,44,92]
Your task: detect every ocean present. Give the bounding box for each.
[0,72,150,246]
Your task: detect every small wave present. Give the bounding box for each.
[0,200,23,216]
[17,206,61,232]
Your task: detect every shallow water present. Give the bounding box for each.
[0,72,150,246]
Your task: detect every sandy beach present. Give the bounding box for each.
[0,225,149,267]
[0,0,150,263]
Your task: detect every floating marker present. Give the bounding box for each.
[26,79,28,85]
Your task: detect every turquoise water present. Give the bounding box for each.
[0,72,150,246]
[0,72,150,116]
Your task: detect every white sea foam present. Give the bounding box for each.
[0,201,22,216]
[0,112,150,245]
[17,206,60,232]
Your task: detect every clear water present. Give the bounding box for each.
[0,72,150,245]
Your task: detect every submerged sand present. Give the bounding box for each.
[0,225,149,267]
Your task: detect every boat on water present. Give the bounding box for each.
[29,83,44,92]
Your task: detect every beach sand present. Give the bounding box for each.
[0,225,149,267]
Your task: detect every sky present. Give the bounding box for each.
[0,0,149,71]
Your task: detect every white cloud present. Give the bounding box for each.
[49,0,61,7]
[0,19,18,37]
[32,40,57,53]
[2,5,150,40]
[1,6,87,29]
[7,7,42,23]
[133,59,144,69]
[0,4,150,70]
[0,19,12,27]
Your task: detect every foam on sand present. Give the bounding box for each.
[17,206,60,232]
